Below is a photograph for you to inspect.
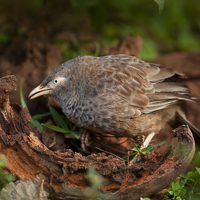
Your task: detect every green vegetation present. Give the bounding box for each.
[20,81,50,132]
[154,0,165,12]
[0,0,200,60]
[139,152,200,199]
[62,167,115,199]
[167,152,200,200]
[141,198,151,200]
[83,167,114,199]
[41,107,79,139]
[123,141,165,158]
[0,156,15,191]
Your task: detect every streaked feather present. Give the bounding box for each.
[154,82,190,93]
[84,55,194,118]
[148,65,175,82]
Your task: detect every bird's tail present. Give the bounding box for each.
[176,108,200,143]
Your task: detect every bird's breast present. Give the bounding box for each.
[62,99,97,127]
[61,99,129,135]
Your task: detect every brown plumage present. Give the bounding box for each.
[28,55,200,144]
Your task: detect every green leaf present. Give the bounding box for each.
[0,156,6,168]
[30,120,43,132]
[168,188,174,195]
[20,81,43,132]
[180,188,187,196]
[20,80,28,108]
[62,116,74,129]
[195,167,200,175]
[174,190,180,196]
[172,182,180,191]
[50,107,68,130]
[32,112,51,120]
[194,152,200,169]
[189,191,194,196]
[68,130,79,139]
[41,124,68,133]
[132,143,145,155]
[180,173,187,179]
[41,124,79,138]
[6,175,15,182]
[176,197,182,200]
[180,178,187,187]
[187,172,198,181]
[141,141,165,152]
[132,144,139,152]
[154,0,165,13]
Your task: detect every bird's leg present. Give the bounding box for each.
[129,132,155,166]
[79,129,91,152]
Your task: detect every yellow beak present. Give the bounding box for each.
[28,85,52,99]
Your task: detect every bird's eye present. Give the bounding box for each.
[53,78,60,85]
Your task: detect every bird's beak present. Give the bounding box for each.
[28,85,52,99]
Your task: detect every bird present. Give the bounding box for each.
[28,54,200,162]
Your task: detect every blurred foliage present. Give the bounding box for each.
[0,0,200,60]
[166,152,200,200]
[154,0,165,13]
[62,167,115,199]
[0,156,15,191]
[83,167,114,199]
[20,81,44,132]
[123,141,165,158]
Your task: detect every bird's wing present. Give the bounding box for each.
[143,63,192,114]
[89,55,192,118]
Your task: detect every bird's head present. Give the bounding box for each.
[28,64,71,101]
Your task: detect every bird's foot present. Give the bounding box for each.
[129,132,155,166]
[79,129,91,152]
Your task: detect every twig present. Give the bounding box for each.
[95,147,125,161]
[92,137,128,155]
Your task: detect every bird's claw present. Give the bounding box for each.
[79,129,91,152]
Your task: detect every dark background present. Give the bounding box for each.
[0,0,200,60]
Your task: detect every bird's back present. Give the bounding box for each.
[61,55,193,137]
